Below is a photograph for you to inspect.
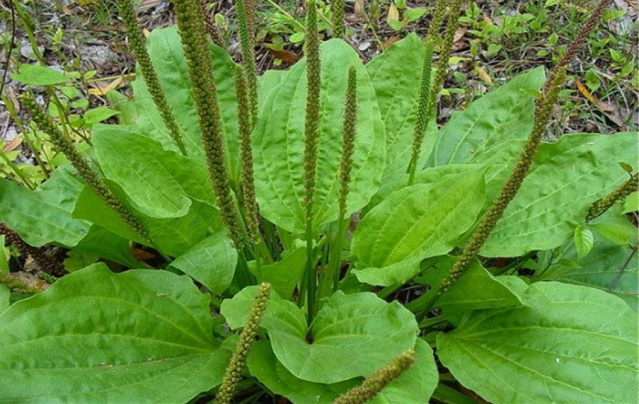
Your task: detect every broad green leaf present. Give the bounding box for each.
[352,171,486,286]
[221,285,306,337]
[170,230,237,294]
[428,67,545,167]
[574,224,594,259]
[258,69,287,111]
[222,288,418,384]
[370,339,438,404]
[83,106,119,125]
[365,34,435,181]
[437,282,639,403]
[247,341,358,404]
[92,125,215,218]
[248,241,306,299]
[437,261,528,325]
[0,170,90,247]
[365,163,485,214]
[247,338,438,404]
[11,64,69,85]
[141,200,221,257]
[133,27,240,181]
[0,264,229,402]
[482,132,639,256]
[253,39,385,233]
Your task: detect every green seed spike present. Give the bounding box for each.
[338,66,358,221]
[234,0,259,123]
[333,350,416,404]
[587,172,638,221]
[21,94,151,244]
[407,0,461,184]
[407,38,434,184]
[214,283,271,404]
[414,0,612,316]
[426,0,446,40]
[320,65,358,298]
[172,0,246,249]
[234,65,259,243]
[117,0,186,155]
[303,0,321,323]
[199,0,225,47]
[331,0,345,38]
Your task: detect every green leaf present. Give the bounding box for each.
[482,132,639,256]
[369,338,438,404]
[248,241,306,299]
[253,39,385,233]
[133,27,241,181]
[170,230,237,294]
[83,106,119,125]
[258,70,287,111]
[366,34,433,182]
[574,225,594,259]
[11,64,69,85]
[0,264,230,402]
[352,170,486,286]
[247,341,358,403]
[428,67,545,168]
[403,7,427,22]
[622,191,638,214]
[437,282,639,403]
[437,261,528,325]
[222,288,418,384]
[141,200,220,257]
[92,125,215,218]
[247,338,438,404]
[0,170,90,247]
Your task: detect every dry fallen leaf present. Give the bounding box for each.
[265,47,300,64]
[473,64,493,85]
[453,27,467,44]
[3,135,22,152]
[381,35,401,51]
[87,77,124,96]
[576,81,596,104]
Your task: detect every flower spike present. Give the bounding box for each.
[214,283,271,404]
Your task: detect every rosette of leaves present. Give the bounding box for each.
[0,9,637,404]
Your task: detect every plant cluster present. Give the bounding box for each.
[0,0,637,402]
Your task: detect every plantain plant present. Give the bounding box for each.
[0,0,637,402]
